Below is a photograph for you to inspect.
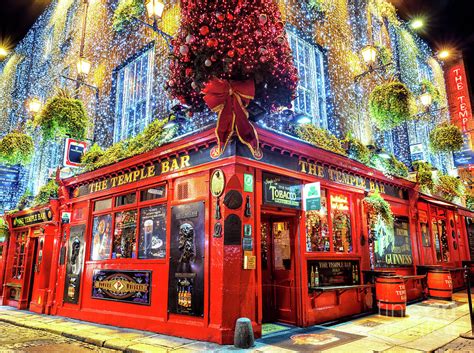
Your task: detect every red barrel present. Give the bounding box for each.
[375,276,407,317]
[427,270,452,301]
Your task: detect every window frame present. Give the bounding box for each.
[88,182,167,263]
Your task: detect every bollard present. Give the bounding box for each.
[234,317,255,348]
[460,265,474,339]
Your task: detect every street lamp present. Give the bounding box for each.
[134,0,172,50]
[76,57,91,77]
[0,47,8,59]
[28,98,42,114]
[419,91,433,110]
[361,45,378,69]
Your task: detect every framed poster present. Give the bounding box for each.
[374,216,413,267]
[64,225,86,304]
[90,214,112,260]
[168,202,205,317]
[139,204,167,259]
[92,270,151,305]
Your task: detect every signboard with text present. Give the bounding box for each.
[64,138,88,168]
[263,173,302,209]
[303,182,321,211]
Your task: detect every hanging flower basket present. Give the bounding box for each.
[429,122,464,153]
[412,160,434,192]
[369,81,416,131]
[363,190,394,225]
[34,89,89,141]
[0,131,34,166]
[434,174,463,202]
[112,0,145,32]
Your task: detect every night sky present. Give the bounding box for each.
[1,0,474,83]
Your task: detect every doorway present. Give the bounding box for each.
[28,236,42,308]
[261,216,297,325]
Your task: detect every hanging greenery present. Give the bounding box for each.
[420,79,441,105]
[466,193,474,212]
[34,88,89,141]
[112,0,145,32]
[429,122,464,153]
[80,118,176,172]
[376,45,393,67]
[363,190,394,225]
[0,217,8,240]
[32,179,59,207]
[435,174,464,202]
[296,123,347,156]
[412,160,434,192]
[368,81,416,131]
[369,0,400,26]
[343,133,371,164]
[0,131,34,166]
[17,189,33,211]
[383,154,409,178]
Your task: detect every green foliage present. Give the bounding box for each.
[305,0,325,13]
[343,133,371,164]
[384,154,409,178]
[35,89,89,141]
[296,124,347,156]
[376,45,393,66]
[112,0,144,32]
[17,189,33,211]
[466,193,474,211]
[0,131,34,166]
[363,190,394,225]
[369,81,416,130]
[0,217,8,237]
[80,118,176,172]
[435,174,464,202]
[32,180,59,207]
[429,122,464,153]
[412,161,434,192]
[420,79,441,105]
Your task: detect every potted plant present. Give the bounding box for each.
[369,81,416,130]
[34,88,89,141]
[429,122,464,153]
[0,131,34,166]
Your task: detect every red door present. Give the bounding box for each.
[261,216,297,325]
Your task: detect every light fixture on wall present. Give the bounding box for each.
[354,44,394,83]
[76,57,92,77]
[133,0,173,50]
[27,98,42,114]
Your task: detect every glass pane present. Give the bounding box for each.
[115,192,136,207]
[140,185,166,201]
[273,222,291,270]
[433,218,442,262]
[90,214,113,260]
[138,204,167,259]
[94,198,112,212]
[438,219,449,262]
[113,210,137,259]
[331,194,352,253]
[306,189,329,252]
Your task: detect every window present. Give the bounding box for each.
[431,206,450,262]
[11,231,28,280]
[306,189,353,253]
[114,47,154,142]
[287,31,328,128]
[90,184,167,261]
[43,27,54,59]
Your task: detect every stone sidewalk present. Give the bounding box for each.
[0,292,473,352]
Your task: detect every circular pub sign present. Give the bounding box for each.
[210,169,225,197]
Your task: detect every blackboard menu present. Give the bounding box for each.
[307,260,359,289]
[466,218,474,259]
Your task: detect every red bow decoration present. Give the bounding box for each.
[203,78,262,159]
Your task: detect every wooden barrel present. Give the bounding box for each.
[427,270,452,301]
[375,276,407,317]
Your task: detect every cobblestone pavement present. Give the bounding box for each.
[434,336,474,353]
[0,321,119,353]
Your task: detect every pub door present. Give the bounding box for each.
[27,237,42,308]
[261,216,297,325]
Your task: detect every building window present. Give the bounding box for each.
[90,184,167,261]
[11,231,27,280]
[287,31,328,128]
[113,47,154,142]
[43,27,54,59]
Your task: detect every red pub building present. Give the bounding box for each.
[3,128,473,344]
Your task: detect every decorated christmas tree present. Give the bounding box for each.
[167,0,298,158]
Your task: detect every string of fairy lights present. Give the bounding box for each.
[0,0,457,208]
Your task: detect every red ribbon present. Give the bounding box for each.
[202,78,262,159]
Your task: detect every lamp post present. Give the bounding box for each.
[354,45,394,83]
[27,98,42,115]
[134,0,173,50]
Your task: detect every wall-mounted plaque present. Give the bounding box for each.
[223,190,243,209]
[210,169,225,197]
[224,214,242,245]
[168,202,205,317]
[92,270,151,305]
